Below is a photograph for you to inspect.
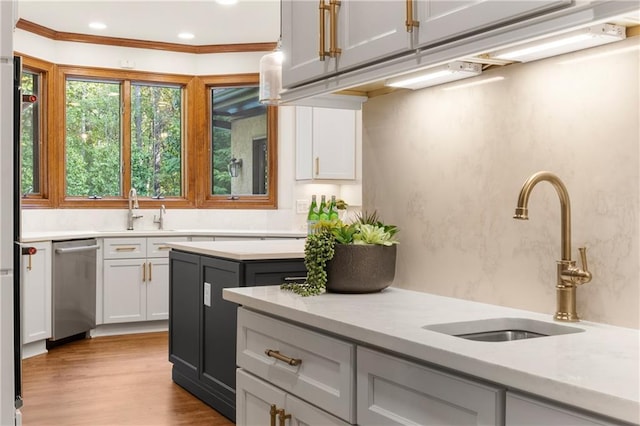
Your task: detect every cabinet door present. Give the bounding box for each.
[337,1,409,71]
[357,346,504,426]
[237,369,286,426]
[237,369,350,426]
[22,241,52,344]
[416,0,572,48]
[200,256,242,421]
[281,0,337,88]
[146,258,169,320]
[168,251,200,380]
[506,392,625,426]
[296,106,357,181]
[103,258,146,323]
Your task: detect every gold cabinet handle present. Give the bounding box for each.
[405,0,420,32]
[115,247,136,252]
[329,0,341,58]
[319,0,330,60]
[278,409,291,426]
[148,262,152,281]
[270,404,277,426]
[265,349,302,366]
[157,245,171,251]
[315,157,320,176]
[142,263,146,282]
[27,254,32,271]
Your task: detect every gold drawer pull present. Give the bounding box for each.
[157,245,171,250]
[115,247,136,252]
[265,349,302,366]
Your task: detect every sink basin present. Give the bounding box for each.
[423,318,584,342]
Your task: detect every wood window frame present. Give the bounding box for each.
[54,65,197,209]
[196,74,278,209]
[19,54,54,209]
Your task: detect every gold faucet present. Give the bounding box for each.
[513,171,592,322]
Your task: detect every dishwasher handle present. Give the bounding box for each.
[55,244,100,254]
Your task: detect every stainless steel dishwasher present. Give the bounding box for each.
[50,239,99,342]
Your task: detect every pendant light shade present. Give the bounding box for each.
[259,50,284,105]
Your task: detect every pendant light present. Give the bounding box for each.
[259,40,284,105]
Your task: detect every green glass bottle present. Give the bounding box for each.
[307,195,320,234]
[318,195,329,221]
[328,195,339,220]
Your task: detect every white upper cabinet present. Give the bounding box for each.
[336,1,409,72]
[281,0,577,93]
[415,0,572,48]
[295,106,357,181]
[281,0,337,88]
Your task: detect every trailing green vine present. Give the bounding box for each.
[281,227,335,296]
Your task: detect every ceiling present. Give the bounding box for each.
[17,0,281,46]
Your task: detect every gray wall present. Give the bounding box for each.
[363,37,639,328]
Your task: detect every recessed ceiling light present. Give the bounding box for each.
[89,22,107,30]
[178,32,195,40]
[216,0,238,5]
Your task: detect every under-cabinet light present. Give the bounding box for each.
[385,61,482,90]
[491,23,626,63]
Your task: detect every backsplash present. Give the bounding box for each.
[362,37,639,329]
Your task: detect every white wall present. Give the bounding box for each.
[363,37,640,329]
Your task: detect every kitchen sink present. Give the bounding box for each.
[423,318,584,342]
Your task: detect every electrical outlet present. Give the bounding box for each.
[296,199,309,214]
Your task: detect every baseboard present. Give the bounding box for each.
[22,340,47,359]
[89,320,169,337]
[172,367,235,422]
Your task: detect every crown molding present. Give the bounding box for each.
[16,19,277,54]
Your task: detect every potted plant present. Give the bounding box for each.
[282,212,399,296]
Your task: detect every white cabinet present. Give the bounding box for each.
[357,346,504,425]
[236,307,356,424]
[295,106,357,180]
[506,392,626,426]
[21,241,52,344]
[236,369,350,426]
[414,1,571,48]
[281,0,574,91]
[103,236,186,324]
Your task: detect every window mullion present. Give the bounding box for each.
[122,80,132,199]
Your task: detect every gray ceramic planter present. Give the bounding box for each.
[325,244,397,293]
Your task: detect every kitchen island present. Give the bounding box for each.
[166,240,306,422]
[223,285,639,425]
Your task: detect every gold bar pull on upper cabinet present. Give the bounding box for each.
[148,262,152,281]
[406,0,420,32]
[329,0,342,57]
[142,263,146,282]
[315,157,320,176]
[319,0,330,60]
[269,404,277,426]
[278,409,291,426]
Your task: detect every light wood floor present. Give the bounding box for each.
[21,332,234,426]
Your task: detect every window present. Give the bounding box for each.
[57,67,193,207]
[130,83,182,198]
[20,55,53,208]
[199,75,277,209]
[65,78,122,197]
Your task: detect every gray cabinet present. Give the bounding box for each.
[168,250,306,422]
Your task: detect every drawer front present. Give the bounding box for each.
[237,308,356,423]
[244,260,307,287]
[103,238,146,259]
[357,347,505,426]
[147,236,188,258]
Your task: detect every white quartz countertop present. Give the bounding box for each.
[223,286,640,424]
[20,229,305,243]
[167,239,306,260]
